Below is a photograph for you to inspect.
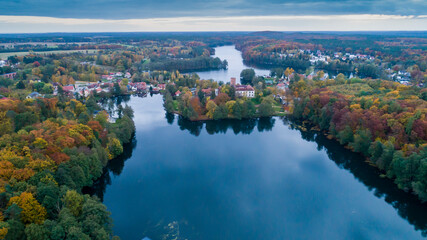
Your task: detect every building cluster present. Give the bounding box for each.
[101,72,132,81]
[388,70,412,85]
[309,50,375,64]
[279,49,376,65]
[25,70,153,99]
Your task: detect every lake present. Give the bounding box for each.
[196,45,270,83]
[86,46,427,240]
[87,94,427,240]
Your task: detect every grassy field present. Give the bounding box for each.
[0,49,99,60]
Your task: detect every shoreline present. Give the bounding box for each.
[168,110,288,122]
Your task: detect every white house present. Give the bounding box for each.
[235,85,255,98]
[26,92,42,99]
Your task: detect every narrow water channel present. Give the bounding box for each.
[196,45,270,83]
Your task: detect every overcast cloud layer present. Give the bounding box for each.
[1,0,426,19]
[0,0,426,32]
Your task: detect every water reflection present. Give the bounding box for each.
[285,118,427,237]
[165,112,175,125]
[87,95,427,239]
[173,115,275,136]
[98,95,132,118]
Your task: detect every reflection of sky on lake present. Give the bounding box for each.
[131,95,168,131]
[101,95,425,240]
[196,45,270,83]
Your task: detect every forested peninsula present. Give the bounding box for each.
[291,77,427,201]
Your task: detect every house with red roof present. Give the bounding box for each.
[62,85,75,93]
[201,88,219,96]
[277,83,287,90]
[158,84,166,90]
[129,82,147,91]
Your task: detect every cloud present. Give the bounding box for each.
[1,0,426,19]
[0,15,426,33]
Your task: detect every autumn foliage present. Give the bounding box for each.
[292,78,427,201]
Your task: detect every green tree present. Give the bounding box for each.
[113,83,121,96]
[16,81,25,89]
[213,104,228,120]
[258,98,275,117]
[232,101,243,120]
[337,125,354,145]
[5,219,25,240]
[243,100,256,118]
[349,129,372,155]
[25,223,49,240]
[240,69,255,85]
[63,190,84,217]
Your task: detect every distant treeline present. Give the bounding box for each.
[143,56,228,72]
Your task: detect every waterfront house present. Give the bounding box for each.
[158,84,166,90]
[129,82,147,91]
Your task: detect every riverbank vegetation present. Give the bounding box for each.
[290,76,427,201]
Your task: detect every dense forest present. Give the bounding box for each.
[0,94,135,239]
[290,77,427,201]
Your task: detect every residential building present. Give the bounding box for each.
[235,85,255,98]
[26,92,42,99]
[62,85,75,93]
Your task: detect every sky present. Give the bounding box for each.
[0,0,426,32]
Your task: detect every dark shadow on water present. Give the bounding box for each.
[82,136,137,201]
[174,115,275,136]
[165,112,175,125]
[283,117,427,237]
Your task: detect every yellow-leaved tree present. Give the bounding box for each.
[206,100,217,119]
[8,192,47,224]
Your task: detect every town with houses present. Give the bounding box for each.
[0,45,421,104]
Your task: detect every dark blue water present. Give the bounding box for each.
[88,95,427,240]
